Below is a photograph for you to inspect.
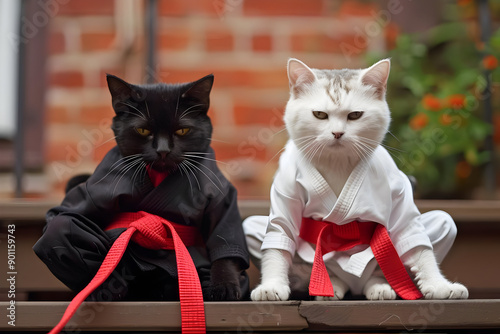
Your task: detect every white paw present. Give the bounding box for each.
[251,282,291,301]
[364,276,396,300]
[315,277,348,301]
[418,280,469,299]
[315,294,341,301]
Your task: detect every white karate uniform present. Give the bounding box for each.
[243,140,457,295]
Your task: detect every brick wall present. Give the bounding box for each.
[41,0,388,199]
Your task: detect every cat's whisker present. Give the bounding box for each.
[271,126,289,137]
[316,141,328,163]
[145,101,151,118]
[358,136,405,164]
[265,145,288,167]
[183,159,224,195]
[309,141,324,165]
[297,139,321,166]
[95,136,118,148]
[175,91,181,118]
[116,101,147,120]
[111,158,144,197]
[358,136,403,153]
[180,109,203,120]
[205,138,230,144]
[93,154,143,185]
[183,154,228,165]
[352,143,371,165]
[118,109,147,120]
[183,157,225,190]
[184,151,212,155]
[180,160,201,191]
[179,103,205,119]
[387,130,400,143]
[178,161,196,194]
[130,161,147,193]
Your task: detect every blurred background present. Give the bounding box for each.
[0,0,499,201]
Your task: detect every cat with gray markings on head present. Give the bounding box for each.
[243,58,468,301]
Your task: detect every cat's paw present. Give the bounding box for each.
[417,279,469,300]
[315,277,349,301]
[205,282,241,301]
[251,282,290,301]
[363,276,396,300]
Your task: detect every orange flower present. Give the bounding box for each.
[422,94,441,111]
[410,113,429,130]
[447,94,466,109]
[456,161,472,179]
[439,113,453,126]
[483,55,498,70]
[458,0,473,6]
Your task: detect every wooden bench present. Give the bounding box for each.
[1,300,500,332]
[1,199,500,332]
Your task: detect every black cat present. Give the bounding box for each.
[34,74,249,301]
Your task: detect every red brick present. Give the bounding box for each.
[49,70,84,87]
[79,105,115,125]
[158,69,217,84]
[158,0,220,16]
[291,32,367,54]
[99,69,126,87]
[81,32,115,52]
[58,0,115,16]
[337,0,378,17]
[233,104,285,126]
[204,28,234,52]
[243,0,324,16]
[252,34,272,52]
[49,31,65,54]
[159,68,288,88]
[46,141,78,162]
[46,106,72,124]
[93,138,116,162]
[214,69,287,88]
[211,141,268,161]
[158,27,191,51]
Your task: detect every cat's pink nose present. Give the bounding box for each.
[332,132,344,139]
[158,150,170,159]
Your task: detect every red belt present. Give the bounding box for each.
[299,217,423,300]
[48,211,206,334]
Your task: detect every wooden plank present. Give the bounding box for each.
[2,300,499,332]
[0,301,307,332]
[299,299,500,331]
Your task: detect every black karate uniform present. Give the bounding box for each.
[33,146,249,301]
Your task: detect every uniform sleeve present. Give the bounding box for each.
[203,174,249,268]
[261,150,304,256]
[46,147,124,228]
[386,170,433,257]
[261,184,303,256]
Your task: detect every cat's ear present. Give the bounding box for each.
[106,74,135,110]
[361,59,390,99]
[288,58,317,96]
[182,74,214,109]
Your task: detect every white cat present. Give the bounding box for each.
[243,58,469,301]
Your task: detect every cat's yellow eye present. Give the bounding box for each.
[175,128,190,136]
[348,111,364,120]
[313,111,328,120]
[135,127,151,136]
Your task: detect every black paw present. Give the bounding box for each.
[204,282,241,301]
